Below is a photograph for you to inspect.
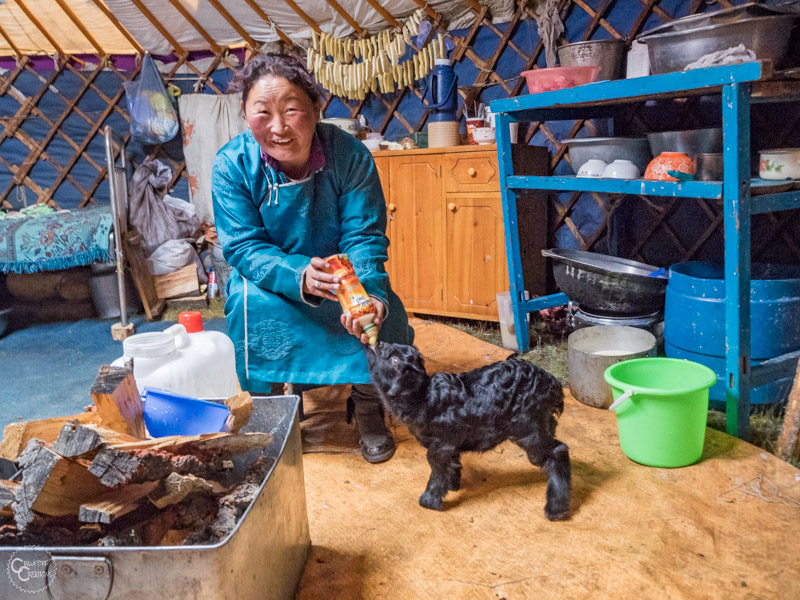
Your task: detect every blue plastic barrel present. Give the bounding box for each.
[665,261,800,408]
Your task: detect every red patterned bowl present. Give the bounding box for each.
[644,152,695,181]
[521,66,602,94]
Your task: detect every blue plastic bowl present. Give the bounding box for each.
[142,387,230,437]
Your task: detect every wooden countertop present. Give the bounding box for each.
[370,144,497,157]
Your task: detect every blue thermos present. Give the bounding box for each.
[424,59,458,122]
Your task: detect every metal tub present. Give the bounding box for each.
[0,395,310,600]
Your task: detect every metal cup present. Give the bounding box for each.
[695,153,724,181]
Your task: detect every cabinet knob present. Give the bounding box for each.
[448,202,457,213]
[467,167,477,177]
[388,203,397,212]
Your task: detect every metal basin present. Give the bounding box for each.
[647,127,722,162]
[542,248,667,315]
[638,4,799,74]
[562,137,652,173]
[557,39,627,81]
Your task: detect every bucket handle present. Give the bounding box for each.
[608,389,634,412]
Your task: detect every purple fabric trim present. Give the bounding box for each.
[261,131,326,175]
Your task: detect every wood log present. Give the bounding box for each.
[1,480,20,517]
[79,481,158,524]
[90,365,147,439]
[12,440,108,530]
[148,473,226,509]
[776,359,800,462]
[51,423,140,458]
[0,412,101,461]
[224,392,253,434]
[110,431,272,454]
[89,447,228,488]
[154,264,199,299]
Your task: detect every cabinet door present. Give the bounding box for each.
[373,156,392,282]
[388,155,444,312]
[444,193,508,319]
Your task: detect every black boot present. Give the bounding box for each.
[347,396,395,463]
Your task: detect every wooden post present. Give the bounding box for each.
[90,365,147,439]
[776,359,800,462]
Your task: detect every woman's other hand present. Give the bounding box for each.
[303,257,339,300]
[341,297,384,344]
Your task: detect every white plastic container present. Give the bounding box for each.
[112,315,238,399]
[496,290,530,351]
[626,40,650,79]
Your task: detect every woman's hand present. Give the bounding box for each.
[303,257,339,300]
[341,297,384,344]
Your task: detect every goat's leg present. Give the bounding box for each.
[419,447,454,510]
[517,437,571,521]
[447,454,462,491]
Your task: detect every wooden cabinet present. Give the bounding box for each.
[374,144,548,321]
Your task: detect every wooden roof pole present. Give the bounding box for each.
[408,0,437,21]
[0,23,22,57]
[87,0,144,55]
[15,0,66,56]
[282,0,322,34]
[362,0,400,29]
[166,0,222,53]
[324,0,368,37]
[52,0,106,56]
[206,0,259,50]
[241,0,295,47]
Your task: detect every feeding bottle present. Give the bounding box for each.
[323,254,379,346]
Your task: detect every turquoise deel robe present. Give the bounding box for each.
[211,123,414,390]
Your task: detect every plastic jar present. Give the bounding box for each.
[112,312,238,399]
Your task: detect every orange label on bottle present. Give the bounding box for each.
[323,254,376,320]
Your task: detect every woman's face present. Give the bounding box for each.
[243,75,319,176]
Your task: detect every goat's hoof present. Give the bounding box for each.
[545,503,570,521]
[447,478,461,492]
[419,492,443,511]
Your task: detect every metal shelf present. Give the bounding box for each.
[492,61,800,441]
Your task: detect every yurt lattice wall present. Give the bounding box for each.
[1,0,798,271]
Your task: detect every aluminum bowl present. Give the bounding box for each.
[562,137,651,174]
[542,248,667,315]
[638,5,799,74]
[557,39,627,81]
[647,127,722,162]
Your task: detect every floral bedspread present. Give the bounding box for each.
[0,206,112,274]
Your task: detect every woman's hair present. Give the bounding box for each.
[229,53,321,110]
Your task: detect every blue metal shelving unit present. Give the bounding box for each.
[490,61,800,440]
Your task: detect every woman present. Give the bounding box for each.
[211,53,414,463]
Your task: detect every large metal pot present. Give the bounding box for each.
[638,4,799,74]
[568,325,657,409]
[541,248,667,315]
[557,39,627,81]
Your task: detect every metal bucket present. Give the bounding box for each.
[568,325,656,409]
[0,395,310,600]
[557,39,627,81]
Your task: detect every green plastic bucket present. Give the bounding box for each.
[604,357,717,468]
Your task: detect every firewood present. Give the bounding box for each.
[777,358,800,462]
[79,481,158,524]
[111,431,272,454]
[148,473,226,509]
[0,412,101,461]
[12,440,108,530]
[51,423,140,459]
[224,392,253,433]
[89,447,228,488]
[90,365,147,438]
[1,480,20,518]
[160,528,192,546]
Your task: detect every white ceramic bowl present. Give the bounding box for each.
[577,158,608,178]
[602,159,640,179]
[362,138,382,151]
[472,127,496,145]
[759,148,800,180]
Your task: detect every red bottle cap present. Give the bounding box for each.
[179,311,204,333]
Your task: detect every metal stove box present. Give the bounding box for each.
[0,395,310,600]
